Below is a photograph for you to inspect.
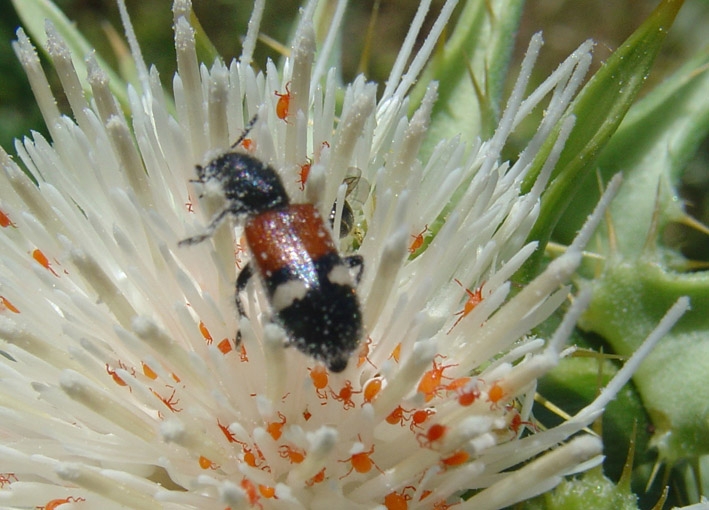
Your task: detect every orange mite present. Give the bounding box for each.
[417,355,456,402]
[199,455,219,470]
[308,366,329,401]
[408,224,428,254]
[330,380,361,410]
[0,209,16,228]
[239,478,261,509]
[441,450,469,467]
[105,364,127,387]
[266,411,287,440]
[362,377,383,405]
[278,444,305,464]
[274,81,292,122]
[152,388,182,413]
[409,408,435,431]
[0,472,18,488]
[388,342,402,363]
[241,138,255,151]
[199,321,213,344]
[38,496,86,510]
[306,467,326,486]
[487,382,505,407]
[416,423,447,449]
[385,405,411,426]
[32,249,59,277]
[217,419,238,443]
[383,486,415,510]
[297,157,312,191]
[447,279,484,334]
[1,296,20,314]
[357,336,375,368]
[446,377,480,406]
[338,436,384,479]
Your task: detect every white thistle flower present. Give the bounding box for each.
[0,1,689,509]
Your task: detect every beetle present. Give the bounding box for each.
[179,117,364,372]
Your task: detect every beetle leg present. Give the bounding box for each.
[234,262,253,346]
[178,207,233,246]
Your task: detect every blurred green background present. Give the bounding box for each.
[1,0,706,261]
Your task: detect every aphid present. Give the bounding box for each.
[329,167,371,239]
[179,117,364,372]
[274,81,292,122]
[447,279,484,334]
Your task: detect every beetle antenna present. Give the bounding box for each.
[231,115,259,149]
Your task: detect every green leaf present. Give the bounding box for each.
[414,0,525,157]
[12,0,130,110]
[522,470,640,510]
[581,262,709,464]
[521,0,685,275]
[555,43,709,257]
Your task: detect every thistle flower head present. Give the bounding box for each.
[0,1,689,509]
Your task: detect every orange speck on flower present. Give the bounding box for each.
[32,249,58,277]
[408,224,428,254]
[199,321,213,344]
[0,296,20,313]
[278,445,305,464]
[217,338,232,354]
[274,81,292,122]
[417,355,456,402]
[266,412,287,440]
[362,377,383,404]
[446,377,480,406]
[447,279,484,334]
[142,362,157,380]
[0,209,16,228]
